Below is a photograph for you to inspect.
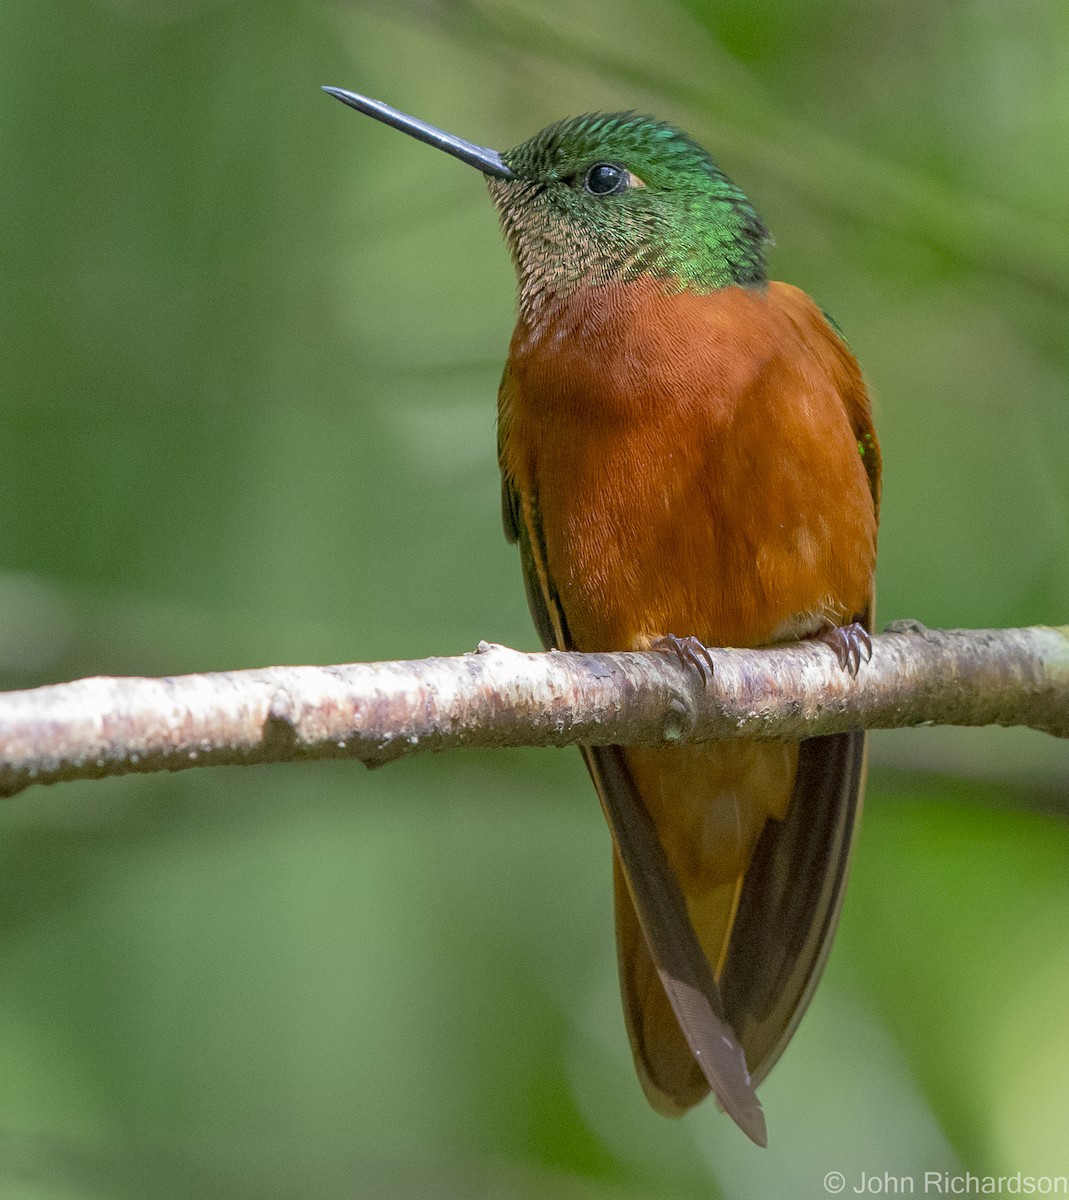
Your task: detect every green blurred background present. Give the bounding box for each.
[2,1,1068,1196]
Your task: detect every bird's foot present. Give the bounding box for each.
[652,634,715,685]
[813,621,872,677]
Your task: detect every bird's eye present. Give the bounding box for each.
[584,162,631,196]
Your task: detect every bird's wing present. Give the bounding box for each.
[721,726,867,1083]
[721,309,881,1082]
[498,380,766,1145]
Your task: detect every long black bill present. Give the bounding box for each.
[322,87,514,180]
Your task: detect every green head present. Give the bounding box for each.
[324,89,770,318]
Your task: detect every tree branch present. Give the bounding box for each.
[0,625,1066,798]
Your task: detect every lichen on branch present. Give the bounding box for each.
[0,626,1066,798]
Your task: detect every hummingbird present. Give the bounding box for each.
[324,87,881,1147]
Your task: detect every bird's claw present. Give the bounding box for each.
[652,634,715,685]
[815,622,872,677]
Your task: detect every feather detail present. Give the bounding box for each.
[497,276,879,1130]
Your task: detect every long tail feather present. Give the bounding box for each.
[582,746,767,1146]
